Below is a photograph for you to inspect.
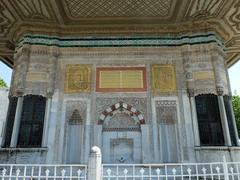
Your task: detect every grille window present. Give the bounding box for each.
[17,95,46,147]
[195,94,224,146]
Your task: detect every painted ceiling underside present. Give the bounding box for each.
[0,0,240,67]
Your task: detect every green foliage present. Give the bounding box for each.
[0,77,7,88]
[232,95,240,135]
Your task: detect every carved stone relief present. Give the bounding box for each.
[184,56,217,95]
[10,46,59,97]
[10,47,31,96]
[155,99,179,162]
[69,109,83,125]
[24,56,55,96]
[103,110,141,131]
[65,100,87,124]
[1,0,240,67]
[155,100,177,124]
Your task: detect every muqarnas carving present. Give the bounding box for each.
[65,64,91,93]
[69,109,83,125]
[155,100,177,124]
[151,64,176,93]
[65,100,87,124]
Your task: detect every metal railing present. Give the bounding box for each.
[0,164,87,179]
[0,160,239,180]
[102,161,240,180]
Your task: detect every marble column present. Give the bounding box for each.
[42,49,58,147]
[141,125,151,163]
[183,49,200,147]
[10,96,23,147]
[42,96,52,147]
[217,88,232,146]
[188,89,200,146]
[93,125,102,148]
[212,53,232,146]
[152,124,159,162]
[84,124,91,163]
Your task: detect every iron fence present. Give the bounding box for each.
[0,164,87,180]
[0,161,240,180]
[102,162,240,180]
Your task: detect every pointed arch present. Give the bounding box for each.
[69,109,83,125]
[98,101,145,125]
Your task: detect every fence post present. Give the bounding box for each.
[88,146,102,180]
[223,156,229,180]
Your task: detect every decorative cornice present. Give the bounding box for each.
[15,32,224,51]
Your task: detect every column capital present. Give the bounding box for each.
[216,85,224,96]
[15,89,24,97]
[187,88,195,97]
[46,90,54,98]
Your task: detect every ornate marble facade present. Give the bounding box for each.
[0,32,240,165]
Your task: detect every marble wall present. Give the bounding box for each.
[1,39,239,164]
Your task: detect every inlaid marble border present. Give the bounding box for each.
[16,32,224,50]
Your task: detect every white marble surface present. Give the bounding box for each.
[0,88,9,145]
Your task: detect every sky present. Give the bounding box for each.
[0,62,12,87]
[229,61,240,95]
[0,60,239,95]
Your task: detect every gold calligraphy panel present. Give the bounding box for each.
[151,64,176,93]
[65,64,91,93]
[26,72,48,82]
[193,71,214,80]
[96,67,147,92]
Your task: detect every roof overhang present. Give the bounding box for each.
[0,0,240,67]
